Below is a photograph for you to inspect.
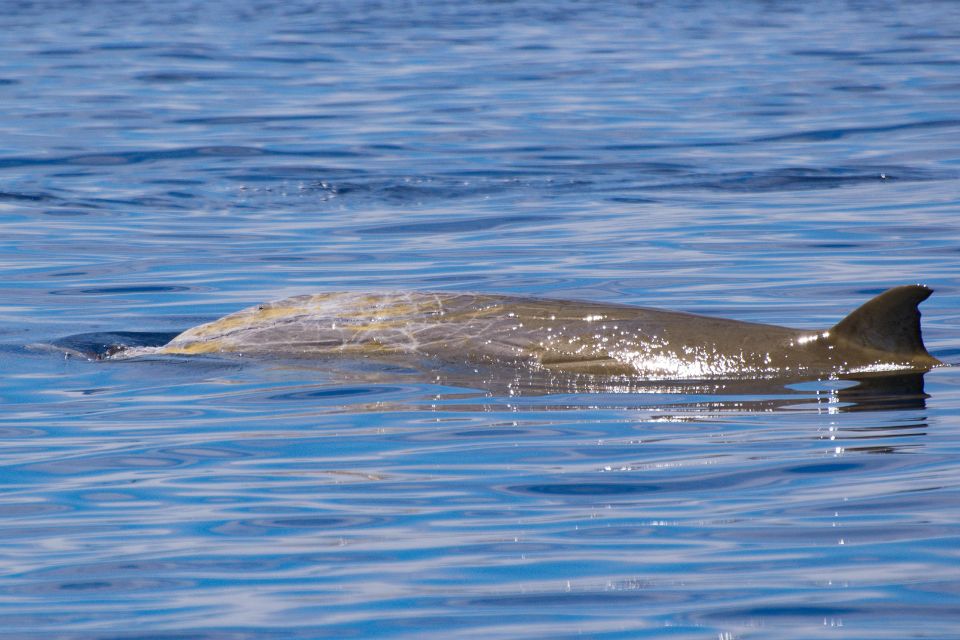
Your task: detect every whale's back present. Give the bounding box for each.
[157,287,941,379]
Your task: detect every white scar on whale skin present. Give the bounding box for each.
[124,286,943,381]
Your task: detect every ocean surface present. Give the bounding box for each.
[2,1,960,638]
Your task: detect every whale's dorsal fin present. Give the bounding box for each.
[830,285,940,363]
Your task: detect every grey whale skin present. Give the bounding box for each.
[157,285,942,380]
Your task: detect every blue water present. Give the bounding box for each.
[3,1,960,637]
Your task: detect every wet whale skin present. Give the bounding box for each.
[155,286,942,381]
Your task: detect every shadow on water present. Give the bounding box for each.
[41,330,933,413]
[831,372,930,412]
[437,368,932,413]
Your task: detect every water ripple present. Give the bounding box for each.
[2,1,960,638]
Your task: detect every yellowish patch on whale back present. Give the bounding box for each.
[219,305,309,331]
[174,304,311,341]
[159,339,226,355]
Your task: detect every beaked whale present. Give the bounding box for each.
[151,285,942,381]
